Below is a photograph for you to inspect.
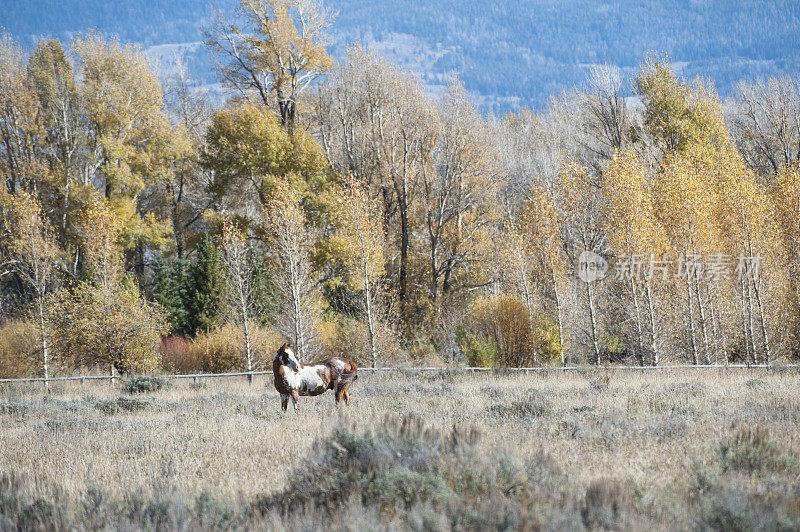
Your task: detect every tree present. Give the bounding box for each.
[220,218,262,375]
[557,160,607,364]
[48,281,167,374]
[601,150,668,365]
[0,189,62,381]
[422,81,498,308]
[579,65,631,162]
[0,34,46,197]
[313,46,439,325]
[201,101,333,227]
[74,33,174,260]
[27,39,84,235]
[336,175,386,368]
[153,256,194,336]
[265,183,319,359]
[729,77,800,177]
[187,234,228,335]
[205,0,333,131]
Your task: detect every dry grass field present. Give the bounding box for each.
[1,367,800,530]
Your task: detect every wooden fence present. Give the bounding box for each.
[0,363,796,385]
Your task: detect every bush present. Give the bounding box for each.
[95,397,151,415]
[459,332,498,367]
[252,414,568,528]
[718,427,788,474]
[0,320,37,378]
[47,283,168,374]
[488,396,552,420]
[122,375,170,394]
[458,294,562,367]
[196,325,243,373]
[160,335,204,374]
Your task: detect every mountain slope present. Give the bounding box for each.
[2,0,799,111]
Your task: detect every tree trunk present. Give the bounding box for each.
[745,275,758,363]
[645,279,659,366]
[364,265,377,369]
[585,279,600,365]
[752,278,771,363]
[553,272,566,367]
[739,274,752,365]
[685,266,699,365]
[630,279,645,366]
[38,296,49,387]
[694,271,711,364]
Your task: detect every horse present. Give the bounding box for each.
[272,342,358,412]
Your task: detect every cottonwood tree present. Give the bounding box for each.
[579,65,631,163]
[28,39,85,235]
[265,183,319,359]
[0,34,46,197]
[205,0,333,131]
[74,33,174,262]
[729,76,800,177]
[423,81,498,309]
[1,190,62,381]
[202,101,332,224]
[313,47,439,324]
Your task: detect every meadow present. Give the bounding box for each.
[1,367,799,530]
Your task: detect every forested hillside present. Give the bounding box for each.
[2,0,799,110]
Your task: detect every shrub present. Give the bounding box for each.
[581,479,633,530]
[196,325,243,373]
[95,397,151,415]
[122,375,170,394]
[0,320,37,378]
[252,414,567,528]
[459,294,534,367]
[488,395,552,420]
[460,332,498,367]
[160,335,204,374]
[47,283,168,374]
[718,427,788,474]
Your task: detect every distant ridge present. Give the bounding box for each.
[2,0,799,111]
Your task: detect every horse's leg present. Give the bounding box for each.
[290,389,300,412]
[280,394,288,412]
[340,382,352,406]
[335,384,344,405]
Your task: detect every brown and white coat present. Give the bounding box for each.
[273,343,358,411]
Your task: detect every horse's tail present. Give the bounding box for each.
[340,361,358,384]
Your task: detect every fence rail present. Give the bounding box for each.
[0,363,797,384]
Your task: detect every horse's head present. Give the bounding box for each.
[275,342,300,372]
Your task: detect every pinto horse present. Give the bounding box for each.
[272,343,358,412]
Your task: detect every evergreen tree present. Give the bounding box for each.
[152,256,194,336]
[250,245,279,325]
[187,234,227,335]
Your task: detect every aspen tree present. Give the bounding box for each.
[337,174,386,367]
[1,190,61,382]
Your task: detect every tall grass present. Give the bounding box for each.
[1,369,799,529]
